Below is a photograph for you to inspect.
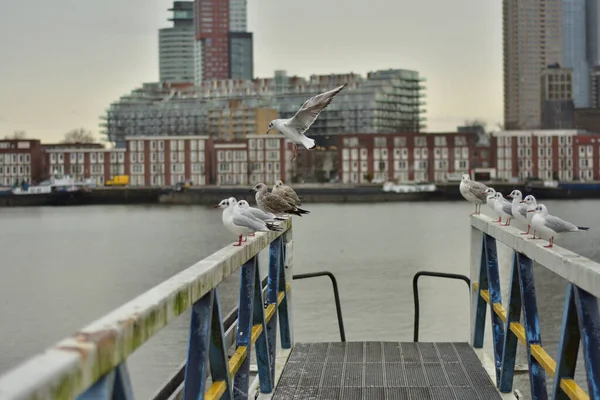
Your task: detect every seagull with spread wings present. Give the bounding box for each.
[266,84,347,160]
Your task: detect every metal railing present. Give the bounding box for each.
[412,271,470,342]
[0,219,294,400]
[293,272,346,342]
[470,214,600,400]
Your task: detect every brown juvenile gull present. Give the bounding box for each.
[266,84,347,161]
[272,180,302,207]
[459,173,488,215]
[250,183,310,217]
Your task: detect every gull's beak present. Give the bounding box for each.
[266,128,271,135]
[249,189,254,192]
[527,210,535,213]
[213,205,220,208]
[520,201,525,203]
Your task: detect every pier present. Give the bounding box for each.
[0,215,599,399]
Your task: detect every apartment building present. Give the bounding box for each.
[0,140,44,185]
[492,130,600,181]
[338,132,490,184]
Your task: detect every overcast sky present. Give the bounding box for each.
[0,0,502,142]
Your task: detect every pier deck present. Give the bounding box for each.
[272,341,502,400]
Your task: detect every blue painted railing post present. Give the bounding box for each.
[499,252,520,392]
[77,362,135,400]
[483,234,505,384]
[209,289,233,399]
[233,257,257,400]
[183,290,215,400]
[277,235,291,349]
[472,236,488,349]
[573,286,600,399]
[551,284,580,400]
[517,253,547,399]
[266,236,282,384]
[253,258,273,393]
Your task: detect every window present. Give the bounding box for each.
[129,141,136,151]
[394,137,407,147]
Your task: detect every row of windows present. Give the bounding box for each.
[130,162,206,175]
[344,136,468,148]
[496,135,574,146]
[0,154,30,164]
[0,166,30,175]
[50,152,125,163]
[128,139,206,152]
[130,151,206,163]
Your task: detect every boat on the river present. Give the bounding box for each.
[11,175,96,195]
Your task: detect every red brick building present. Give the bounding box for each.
[43,144,125,185]
[337,132,491,183]
[195,0,229,80]
[0,139,44,185]
[125,136,211,186]
[212,135,291,185]
[492,130,600,181]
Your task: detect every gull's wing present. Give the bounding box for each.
[287,84,347,133]
[249,207,275,221]
[265,193,295,212]
[544,215,578,233]
[283,185,302,205]
[502,201,513,216]
[517,203,527,218]
[232,213,266,232]
[467,181,488,202]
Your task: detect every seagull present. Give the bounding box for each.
[250,183,310,216]
[273,180,302,207]
[459,174,488,215]
[521,195,538,237]
[530,204,589,248]
[494,192,513,226]
[484,188,497,218]
[507,190,528,230]
[266,84,347,161]
[214,197,281,246]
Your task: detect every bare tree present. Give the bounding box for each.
[4,130,27,140]
[61,128,96,144]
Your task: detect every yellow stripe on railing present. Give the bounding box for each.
[205,283,291,400]
[472,282,589,400]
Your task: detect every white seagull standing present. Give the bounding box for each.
[508,190,528,230]
[214,197,281,246]
[266,84,347,161]
[521,195,538,237]
[459,174,488,215]
[494,192,514,226]
[530,204,589,248]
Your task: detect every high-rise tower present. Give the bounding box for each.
[194,0,253,83]
[159,2,195,84]
[503,0,562,129]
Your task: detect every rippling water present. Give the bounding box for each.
[0,200,599,398]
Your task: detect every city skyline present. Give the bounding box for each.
[0,0,503,142]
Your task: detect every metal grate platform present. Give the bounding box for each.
[272,342,502,400]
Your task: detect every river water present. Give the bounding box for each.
[0,200,599,398]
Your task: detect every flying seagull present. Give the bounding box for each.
[530,204,589,248]
[273,180,302,207]
[250,183,310,217]
[266,84,347,161]
[459,174,488,215]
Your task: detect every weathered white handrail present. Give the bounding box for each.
[0,218,292,400]
[470,215,600,297]
[469,214,600,400]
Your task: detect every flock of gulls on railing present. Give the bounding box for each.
[215,180,309,247]
[214,82,350,247]
[460,174,588,248]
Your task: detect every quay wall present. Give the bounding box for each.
[0,182,596,207]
